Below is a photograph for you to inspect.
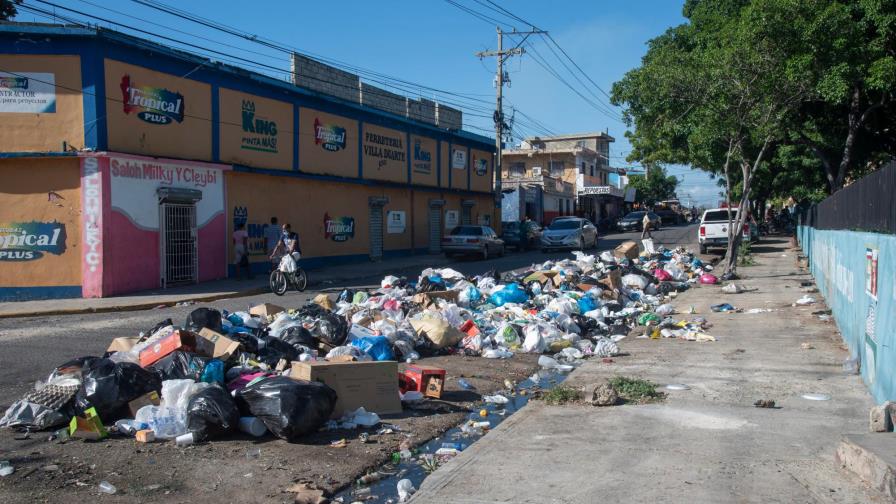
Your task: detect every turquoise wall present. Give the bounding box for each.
[798,226,895,404]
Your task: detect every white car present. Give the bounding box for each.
[541,217,598,252]
[698,208,751,254]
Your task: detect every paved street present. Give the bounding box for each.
[0,225,697,409]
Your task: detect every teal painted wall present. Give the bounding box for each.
[798,226,895,404]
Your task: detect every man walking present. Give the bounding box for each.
[641,210,653,239]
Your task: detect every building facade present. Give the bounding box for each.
[500,132,623,226]
[0,24,496,300]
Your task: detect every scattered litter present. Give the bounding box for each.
[754,399,776,408]
[0,461,13,477]
[710,303,738,313]
[98,481,117,494]
[721,284,744,294]
[483,394,509,404]
[800,343,815,350]
[330,438,348,448]
[665,384,690,391]
[794,296,816,306]
[801,393,831,401]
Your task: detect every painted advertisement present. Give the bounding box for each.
[218,89,292,170]
[81,155,105,298]
[474,157,488,176]
[411,135,438,187]
[866,247,879,300]
[413,138,433,174]
[0,222,66,261]
[299,108,358,178]
[232,206,274,256]
[120,74,184,125]
[240,100,278,153]
[387,210,406,234]
[363,124,407,182]
[0,72,56,113]
[324,213,355,242]
[315,118,347,152]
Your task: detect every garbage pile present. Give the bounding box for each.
[0,240,711,445]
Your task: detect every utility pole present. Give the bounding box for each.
[476,27,545,205]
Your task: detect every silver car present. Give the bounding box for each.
[442,225,505,260]
[541,217,598,251]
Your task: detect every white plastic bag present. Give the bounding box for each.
[278,254,297,273]
[655,304,675,316]
[522,325,547,353]
[482,348,513,359]
[622,274,648,289]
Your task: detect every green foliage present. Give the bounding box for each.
[627,166,679,205]
[738,241,755,266]
[0,0,20,21]
[541,385,580,405]
[608,377,664,403]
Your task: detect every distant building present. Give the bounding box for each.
[501,132,623,225]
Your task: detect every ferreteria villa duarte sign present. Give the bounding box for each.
[364,131,405,165]
[241,100,278,153]
[314,118,347,152]
[120,74,184,125]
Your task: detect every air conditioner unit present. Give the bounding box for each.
[532,166,542,176]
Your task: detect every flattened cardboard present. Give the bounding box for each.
[614,241,639,260]
[107,337,140,354]
[411,290,459,308]
[249,303,285,318]
[196,328,241,360]
[290,360,401,418]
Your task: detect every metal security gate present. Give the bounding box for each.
[159,203,197,287]
[368,196,389,261]
[461,200,475,225]
[428,200,445,253]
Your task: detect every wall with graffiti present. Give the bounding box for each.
[0,157,82,300]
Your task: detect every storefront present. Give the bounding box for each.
[0,24,496,300]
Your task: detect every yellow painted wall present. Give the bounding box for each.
[470,148,493,193]
[104,59,212,160]
[412,191,432,249]
[0,157,81,287]
[439,141,449,188]
[409,135,437,187]
[362,123,407,183]
[0,55,84,152]
[382,188,412,250]
[298,107,358,178]
[219,88,293,170]
[449,145,469,190]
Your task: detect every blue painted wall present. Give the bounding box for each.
[798,226,896,404]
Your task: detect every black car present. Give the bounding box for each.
[655,209,681,225]
[617,211,661,232]
[501,221,542,250]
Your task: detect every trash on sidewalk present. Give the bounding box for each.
[794,295,817,306]
[721,283,745,294]
[399,365,446,399]
[753,399,776,408]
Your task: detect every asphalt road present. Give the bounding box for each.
[0,223,699,408]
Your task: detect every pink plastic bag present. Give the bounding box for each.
[699,273,718,285]
[653,269,672,281]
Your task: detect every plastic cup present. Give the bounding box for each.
[238,417,267,437]
[175,432,194,447]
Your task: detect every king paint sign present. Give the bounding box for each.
[0,222,66,261]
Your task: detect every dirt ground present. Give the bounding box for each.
[0,353,539,503]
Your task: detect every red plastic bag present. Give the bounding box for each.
[653,269,672,281]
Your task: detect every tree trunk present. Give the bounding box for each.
[723,138,770,276]
[834,85,863,192]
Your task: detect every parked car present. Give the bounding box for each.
[655,209,682,225]
[443,225,504,259]
[698,208,753,254]
[617,211,661,232]
[541,217,598,252]
[501,221,542,251]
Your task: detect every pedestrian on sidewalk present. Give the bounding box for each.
[233,222,252,280]
[641,210,653,239]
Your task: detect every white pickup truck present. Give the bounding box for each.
[698,208,751,254]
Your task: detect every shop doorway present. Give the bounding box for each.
[159,202,197,287]
[461,200,475,225]
[428,199,445,253]
[368,197,389,261]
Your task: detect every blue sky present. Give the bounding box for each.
[16,0,721,206]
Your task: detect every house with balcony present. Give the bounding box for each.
[500,132,624,226]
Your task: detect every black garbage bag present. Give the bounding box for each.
[297,303,329,318]
[185,308,223,333]
[280,326,317,350]
[337,289,355,303]
[144,318,174,339]
[186,385,239,441]
[150,351,212,381]
[235,376,337,441]
[231,332,262,354]
[48,356,102,382]
[75,359,162,423]
[309,313,348,347]
[256,336,303,365]
[416,275,445,293]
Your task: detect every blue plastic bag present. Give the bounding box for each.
[488,283,529,307]
[577,296,598,313]
[200,360,225,384]
[351,336,395,361]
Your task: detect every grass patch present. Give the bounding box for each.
[609,376,664,403]
[541,385,580,405]
[738,241,756,266]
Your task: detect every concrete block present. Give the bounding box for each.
[836,434,896,499]
[870,401,893,432]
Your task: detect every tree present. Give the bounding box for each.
[627,166,679,206]
[1,0,21,21]
[612,0,805,275]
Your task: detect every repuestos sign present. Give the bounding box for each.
[0,222,66,261]
[241,100,278,153]
[314,118,346,152]
[324,213,355,242]
[120,74,185,125]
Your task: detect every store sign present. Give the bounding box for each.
[387,211,406,234]
[445,210,459,230]
[314,117,347,151]
[451,149,467,170]
[0,222,66,261]
[866,247,879,300]
[0,72,56,113]
[364,130,405,167]
[412,139,433,174]
[120,74,184,125]
[110,157,219,188]
[324,213,355,242]
[240,100,278,153]
[474,157,488,176]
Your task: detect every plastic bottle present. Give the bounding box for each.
[98,481,117,494]
[457,378,475,390]
[441,442,465,451]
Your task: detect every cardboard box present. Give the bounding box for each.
[399,365,446,399]
[290,360,401,418]
[412,290,459,308]
[523,271,562,287]
[597,268,623,291]
[249,303,285,318]
[136,429,156,443]
[196,328,241,360]
[128,390,160,418]
[613,241,640,260]
[107,336,140,354]
[312,294,334,311]
[138,330,196,368]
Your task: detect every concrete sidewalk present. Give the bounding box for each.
[0,252,460,318]
[411,238,883,503]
